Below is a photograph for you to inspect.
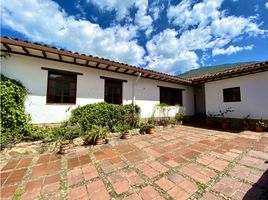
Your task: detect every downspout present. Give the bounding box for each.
[132,72,142,106]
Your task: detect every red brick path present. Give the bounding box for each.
[1,126,267,199]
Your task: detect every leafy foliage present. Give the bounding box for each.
[67,102,140,132]
[256,119,267,128]
[0,74,32,148]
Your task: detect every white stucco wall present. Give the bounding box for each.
[205,71,268,119]
[2,54,195,124]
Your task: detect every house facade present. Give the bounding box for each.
[1,37,268,124]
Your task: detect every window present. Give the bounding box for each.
[223,87,241,102]
[104,79,123,104]
[159,86,183,106]
[47,72,77,104]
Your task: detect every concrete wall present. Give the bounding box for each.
[2,54,195,124]
[205,71,268,119]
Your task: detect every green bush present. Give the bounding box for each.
[67,102,140,132]
[0,74,32,148]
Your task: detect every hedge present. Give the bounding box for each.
[67,102,140,132]
[0,74,32,148]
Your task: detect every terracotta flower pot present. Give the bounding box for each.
[146,127,154,134]
[221,122,230,129]
[121,132,130,139]
[256,126,264,132]
[206,119,215,127]
[177,120,183,125]
[59,143,70,154]
[95,138,103,145]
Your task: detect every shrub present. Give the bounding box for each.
[67,102,140,132]
[0,74,32,148]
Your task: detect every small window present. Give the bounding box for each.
[105,79,122,104]
[223,87,241,102]
[160,87,183,106]
[47,72,77,104]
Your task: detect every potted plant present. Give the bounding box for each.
[241,114,250,130]
[219,107,234,129]
[59,140,70,154]
[255,119,267,132]
[146,124,155,134]
[84,125,108,145]
[139,123,147,134]
[120,124,131,139]
[56,127,70,154]
[175,112,184,125]
[206,112,218,127]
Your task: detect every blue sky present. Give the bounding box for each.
[1,0,268,74]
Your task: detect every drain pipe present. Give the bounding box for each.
[132,72,142,106]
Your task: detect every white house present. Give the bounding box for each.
[1,37,268,124]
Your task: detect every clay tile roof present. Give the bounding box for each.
[1,37,267,85]
[190,61,268,83]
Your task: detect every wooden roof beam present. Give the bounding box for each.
[3,43,11,51]
[22,47,29,54]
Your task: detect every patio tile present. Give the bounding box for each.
[212,176,251,199]
[155,177,175,191]
[228,165,265,184]
[0,185,17,200]
[68,185,88,200]
[4,168,27,185]
[138,160,168,178]
[180,163,216,184]
[138,185,164,200]
[86,180,110,200]
[200,192,222,200]
[239,156,267,171]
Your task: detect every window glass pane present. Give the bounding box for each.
[104,80,122,104]
[223,87,241,102]
[47,72,77,104]
[160,87,182,106]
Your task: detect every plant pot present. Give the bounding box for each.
[177,120,183,125]
[95,138,103,145]
[221,122,230,129]
[146,127,154,134]
[256,126,264,132]
[206,119,215,127]
[242,125,249,131]
[121,132,130,139]
[59,143,70,154]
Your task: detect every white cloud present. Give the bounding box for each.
[145,29,199,74]
[167,0,223,28]
[1,0,145,66]
[265,2,268,9]
[87,0,153,32]
[212,45,253,56]
[211,16,265,37]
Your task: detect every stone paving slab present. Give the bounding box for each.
[1,126,268,200]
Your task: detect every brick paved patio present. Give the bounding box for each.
[1,126,267,200]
